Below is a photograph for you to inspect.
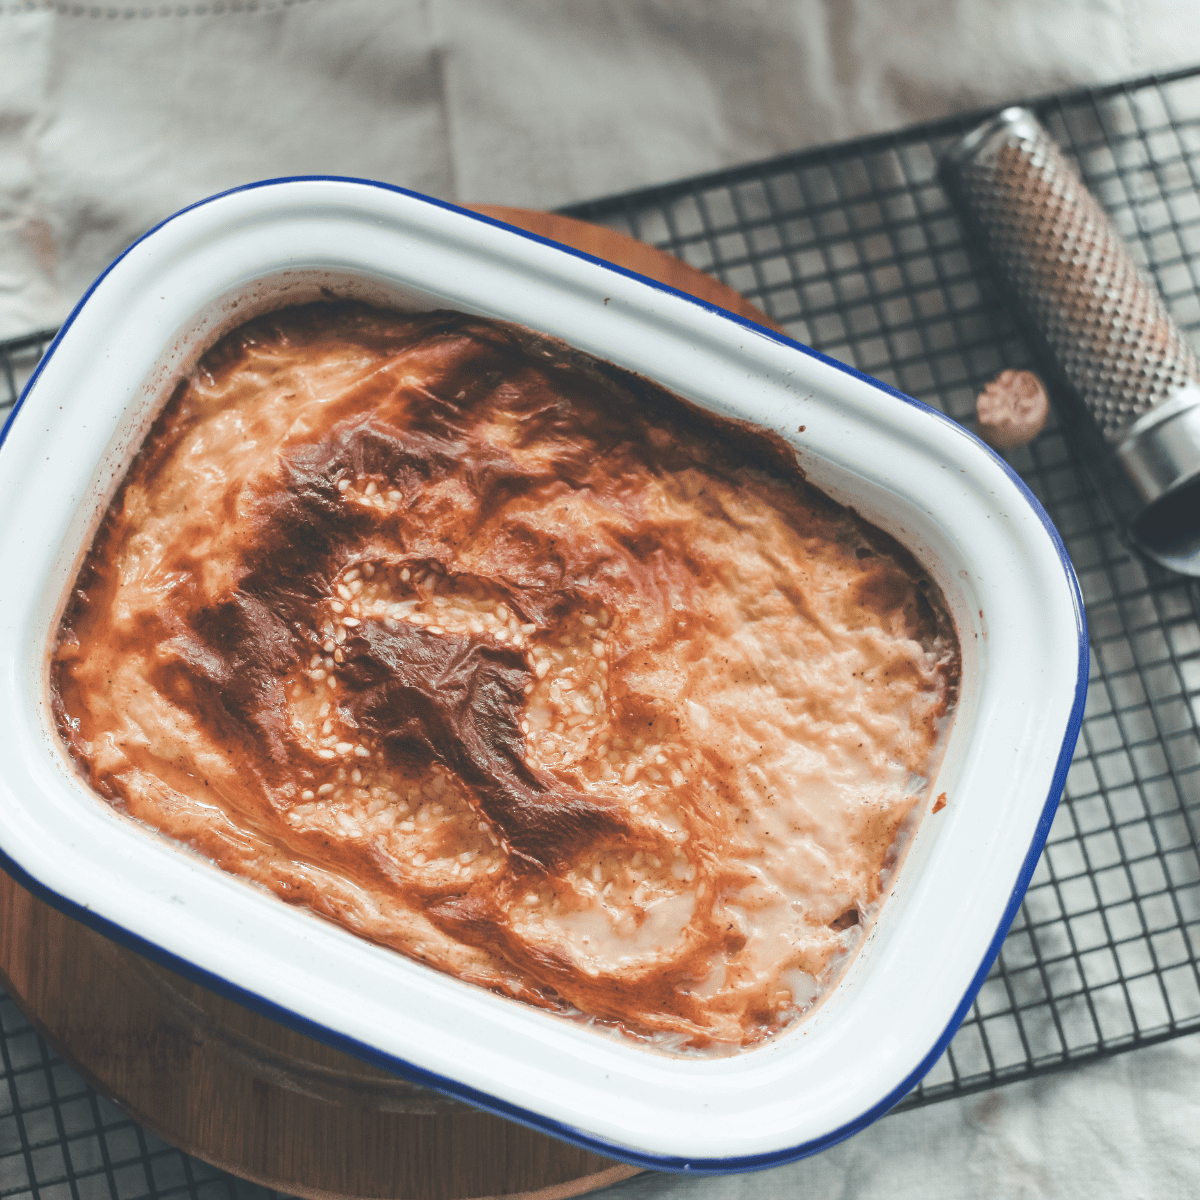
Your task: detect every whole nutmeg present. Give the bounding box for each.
[975,369,1050,450]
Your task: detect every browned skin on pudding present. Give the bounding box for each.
[53,304,960,1050]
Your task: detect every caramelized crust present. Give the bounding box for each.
[52,303,959,1050]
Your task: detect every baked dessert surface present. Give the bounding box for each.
[53,303,959,1050]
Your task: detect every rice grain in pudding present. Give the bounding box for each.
[52,302,960,1050]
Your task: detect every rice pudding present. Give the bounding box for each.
[52,303,959,1049]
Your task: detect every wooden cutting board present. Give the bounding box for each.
[0,206,780,1200]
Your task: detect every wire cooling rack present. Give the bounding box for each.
[566,65,1200,1107]
[2,63,1200,1200]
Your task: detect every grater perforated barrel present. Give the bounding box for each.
[942,107,1200,575]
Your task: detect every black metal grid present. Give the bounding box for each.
[2,64,1200,1195]
[0,991,282,1200]
[0,331,56,423]
[563,64,1200,1110]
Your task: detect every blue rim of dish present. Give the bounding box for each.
[0,176,1090,1175]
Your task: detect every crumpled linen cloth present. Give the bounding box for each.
[3,2,1200,1197]
[3,0,1200,337]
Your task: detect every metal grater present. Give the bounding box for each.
[942,107,1200,575]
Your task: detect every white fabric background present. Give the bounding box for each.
[4,0,1200,337]
[3,1,1200,1196]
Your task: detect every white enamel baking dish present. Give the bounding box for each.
[0,178,1087,1173]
